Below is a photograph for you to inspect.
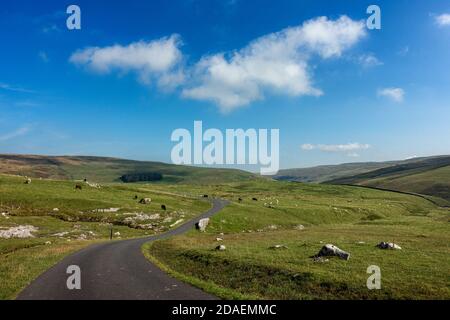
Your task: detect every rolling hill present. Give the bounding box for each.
[273,155,450,205]
[0,154,257,184]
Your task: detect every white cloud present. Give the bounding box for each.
[435,13,450,26]
[301,142,370,152]
[183,16,366,112]
[0,126,31,142]
[0,83,35,94]
[70,16,366,112]
[347,152,360,157]
[70,35,184,89]
[357,53,383,67]
[377,87,405,103]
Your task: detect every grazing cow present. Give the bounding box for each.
[134,195,138,200]
[238,198,243,202]
[203,195,209,198]
[252,197,258,201]
[161,205,167,211]
[75,184,82,190]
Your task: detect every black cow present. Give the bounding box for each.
[161,205,167,211]
[252,197,258,201]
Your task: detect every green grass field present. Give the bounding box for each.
[144,180,450,300]
[0,174,210,299]
[1,174,449,300]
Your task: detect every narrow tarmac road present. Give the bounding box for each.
[17,199,229,300]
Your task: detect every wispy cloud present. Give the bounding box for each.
[377,87,405,103]
[301,142,370,153]
[434,13,450,27]
[397,46,409,57]
[0,126,31,142]
[39,51,49,63]
[357,53,383,67]
[0,83,35,94]
[42,24,61,34]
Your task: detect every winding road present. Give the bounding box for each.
[17,199,229,300]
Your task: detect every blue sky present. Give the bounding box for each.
[0,0,449,170]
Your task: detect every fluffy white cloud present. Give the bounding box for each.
[435,14,450,26]
[301,143,370,152]
[70,16,366,112]
[70,35,184,89]
[183,16,366,112]
[377,87,405,103]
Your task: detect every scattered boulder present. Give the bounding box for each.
[316,244,350,261]
[45,241,52,245]
[294,225,305,231]
[139,198,152,204]
[53,208,59,212]
[216,237,223,242]
[0,225,38,239]
[215,245,226,251]
[86,181,101,188]
[270,244,288,250]
[195,218,210,232]
[114,232,121,237]
[53,231,69,237]
[313,256,329,263]
[377,242,402,250]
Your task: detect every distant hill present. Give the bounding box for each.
[274,155,450,205]
[0,154,257,184]
[273,162,395,183]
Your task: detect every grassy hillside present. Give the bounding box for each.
[0,154,256,184]
[145,180,450,300]
[327,156,450,205]
[273,162,395,183]
[0,174,211,299]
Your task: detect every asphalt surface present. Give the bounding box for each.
[17,198,229,300]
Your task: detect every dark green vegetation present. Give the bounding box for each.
[274,155,450,205]
[0,154,256,184]
[0,174,210,299]
[120,172,163,183]
[146,180,450,300]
